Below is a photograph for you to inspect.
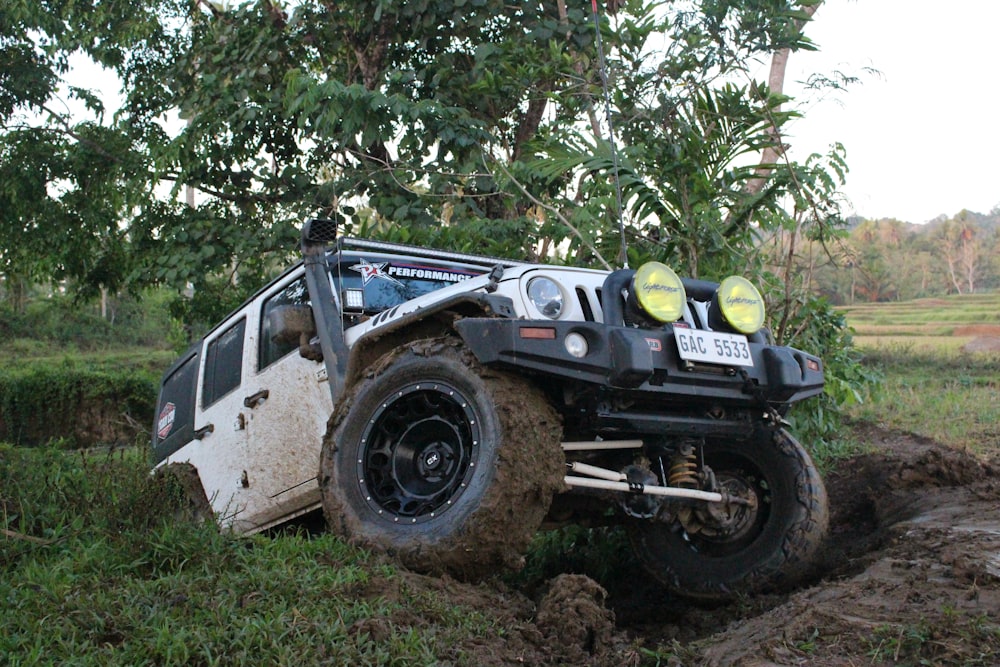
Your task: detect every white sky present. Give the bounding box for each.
[781,0,1000,224]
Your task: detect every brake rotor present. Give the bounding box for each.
[677,474,759,539]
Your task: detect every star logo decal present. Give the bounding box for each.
[349,258,403,286]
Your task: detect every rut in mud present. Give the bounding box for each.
[349,425,1000,666]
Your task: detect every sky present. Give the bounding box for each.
[781,0,1000,224]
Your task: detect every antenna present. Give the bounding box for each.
[590,0,629,269]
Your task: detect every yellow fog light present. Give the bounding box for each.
[632,262,686,323]
[717,276,765,334]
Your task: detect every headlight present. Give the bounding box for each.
[716,276,765,334]
[527,277,564,319]
[632,261,686,323]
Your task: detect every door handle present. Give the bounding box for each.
[244,389,270,408]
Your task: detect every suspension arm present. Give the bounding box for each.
[564,461,751,505]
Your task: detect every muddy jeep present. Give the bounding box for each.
[153,218,828,600]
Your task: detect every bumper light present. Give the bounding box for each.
[564,332,589,358]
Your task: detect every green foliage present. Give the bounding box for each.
[2,0,831,303]
[862,615,1000,666]
[776,295,881,459]
[0,364,157,447]
[847,346,1000,455]
[811,209,1000,306]
[0,290,176,447]
[2,0,870,437]
[0,290,179,350]
[510,525,635,593]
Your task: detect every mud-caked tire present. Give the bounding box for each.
[319,338,564,580]
[627,428,828,601]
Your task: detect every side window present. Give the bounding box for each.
[152,345,200,464]
[202,317,246,407]
[259,276,310,371]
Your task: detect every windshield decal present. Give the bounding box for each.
[349,258,404,287]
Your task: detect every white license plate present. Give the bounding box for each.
[674,328,754,367]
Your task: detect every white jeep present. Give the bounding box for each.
[153,218,828,600]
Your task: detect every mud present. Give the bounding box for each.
[963,336,1000,353]
[355,424,1000,665]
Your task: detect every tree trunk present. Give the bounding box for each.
[743,2,822,198]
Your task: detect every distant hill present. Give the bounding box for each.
[844,208,1000,235]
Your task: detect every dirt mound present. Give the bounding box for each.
[672,427,1000,666]
[534,575,617,664]
[962,336,1000,353]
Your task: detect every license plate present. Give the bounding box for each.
[674,328,754,367]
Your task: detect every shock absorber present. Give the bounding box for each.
[668,441,699,488]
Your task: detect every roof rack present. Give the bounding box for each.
[336,236,526,269]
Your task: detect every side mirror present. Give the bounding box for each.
[268,305,323,361]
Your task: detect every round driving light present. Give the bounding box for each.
[527,277,564,319]
[632,261,686,323]
[564,332,589,358]
[717,276,765,334]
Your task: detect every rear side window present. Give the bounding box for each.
[152,345,199,464]
[202,318,246,407]
[259,277,310,371]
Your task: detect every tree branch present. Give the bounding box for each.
[487,155,612,270]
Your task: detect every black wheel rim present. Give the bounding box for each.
[357,381,480,523]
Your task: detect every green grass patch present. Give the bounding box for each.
[862,612,1000,666]
[841,292,1000,455]
[847,348,1000,454]
[0,445,511,666]
[853,335,974,355]
[0,361,161,447]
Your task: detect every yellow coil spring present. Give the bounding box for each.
[668,448,699,488]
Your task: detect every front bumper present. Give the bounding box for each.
[454,318,824,408]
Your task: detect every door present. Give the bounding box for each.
[188,315,256,529]
[240,274,334,529]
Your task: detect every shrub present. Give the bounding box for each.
[0,365,157,447]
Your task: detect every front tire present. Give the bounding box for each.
[319,338,564,580]
[627,428,828,601]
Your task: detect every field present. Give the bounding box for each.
[844,291,1000,352]
[842,292,1000,454]
[3,293,1000,665]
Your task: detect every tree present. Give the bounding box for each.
[3,0,836,322]
[937,211,981,294]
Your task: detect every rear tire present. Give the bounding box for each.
[627,428,828,600]
[319,338,564,580]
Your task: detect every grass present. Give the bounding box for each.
[862,613,1000,666]
[0,446,509,666]
[842,291,1000,455]
[841,292,1000,329]
[847,348,1000,454]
